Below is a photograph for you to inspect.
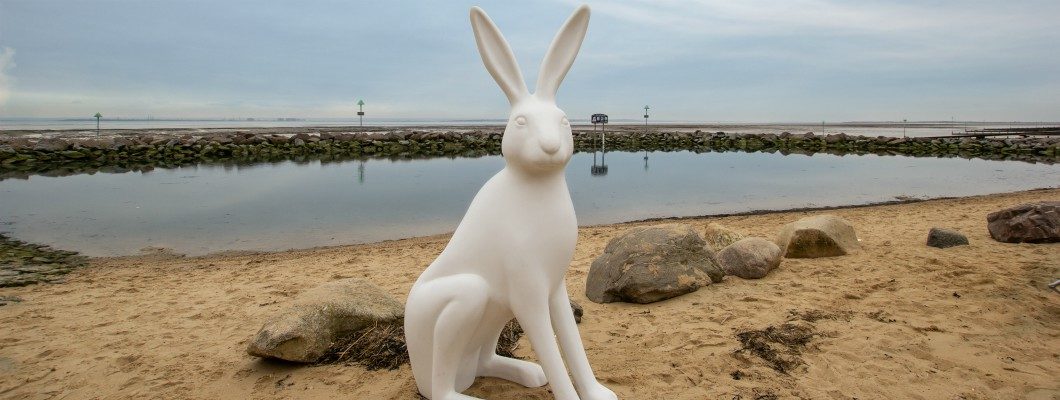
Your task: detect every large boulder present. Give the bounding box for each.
[586,224,722,304]
[716,238,782,279]
[703,223,745,252]
[774,215,860,258]
[247,278,403,363]
[926,228,969,248]
[987,202,1060,243]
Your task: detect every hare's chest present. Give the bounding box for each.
[514,204,577,265]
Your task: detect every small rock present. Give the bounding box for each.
[986,202,1060,243]
[926,228,969,248]
[703,222,745,252]
[716,238,783,279]
[247,278,404,363]
[569,298,584,324]
[0,295,22,306]
[774,214,860,258]
[585,224,721,304]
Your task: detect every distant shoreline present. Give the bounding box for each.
[2,121,1057,135]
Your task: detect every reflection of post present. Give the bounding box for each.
[590,113,609,176]
[600,133,605,165]
[591,131,608,176]
[643,150,648,170]
[358,160,366,184]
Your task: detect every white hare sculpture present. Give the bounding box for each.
[405,5,616,400]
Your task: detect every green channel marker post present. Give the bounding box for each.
[94,113,102,136]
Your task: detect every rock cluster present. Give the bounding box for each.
[247,278,587,365]
[573,130,1058,164]
[987,202,1060,243]
[1,129,1055,178]
[0,234,86,287]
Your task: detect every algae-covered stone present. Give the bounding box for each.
[247,278,403,363]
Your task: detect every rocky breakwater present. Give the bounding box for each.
[1,129,1056,178]
[0,234,86,287]
[571,130,1059,163]
[0,130,503,178]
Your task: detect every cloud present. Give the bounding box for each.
[565,0,1060,64]
[2,2,1057,121]
[0,47,14,106]
[576,0,1056,36]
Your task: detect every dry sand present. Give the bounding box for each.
[1,189,1058,399]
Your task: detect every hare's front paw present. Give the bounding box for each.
[479,355,547,388]
[579,382,618,400]
[436,393,483,400]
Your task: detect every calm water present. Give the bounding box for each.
[1,151,1056,256]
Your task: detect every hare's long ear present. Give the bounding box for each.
[535,5,590,102]
[470,7,528,105]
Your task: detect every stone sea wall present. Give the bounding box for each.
[1,130,1056,178]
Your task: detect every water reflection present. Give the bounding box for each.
[590,131,608,176]
[0,151,1055,256]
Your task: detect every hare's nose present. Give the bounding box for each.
[540,135,561,155]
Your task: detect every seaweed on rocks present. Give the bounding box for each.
[1,129,1056,179]
[0,234,87,287]
[318,319,525,371]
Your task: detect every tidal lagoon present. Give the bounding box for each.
[1,149,1056,256]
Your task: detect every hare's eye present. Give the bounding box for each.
[515,116,527,126]
[561,117,569,126]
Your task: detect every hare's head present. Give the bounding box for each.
[470,5,590,173]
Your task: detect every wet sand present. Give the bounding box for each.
[0,189,1057,399]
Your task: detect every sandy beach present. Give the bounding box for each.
[0,189,1057,399]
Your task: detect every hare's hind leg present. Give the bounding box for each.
[475,322,548,388]
[405,274,490,400]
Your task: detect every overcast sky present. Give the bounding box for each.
[1,0,1057,122]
